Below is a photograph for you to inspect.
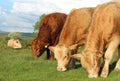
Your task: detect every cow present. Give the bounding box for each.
[7,39,22,48]
[72,2,120,78]
[49,7,94,71]
[30,12,67,60]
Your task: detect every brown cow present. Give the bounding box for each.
[30,12,67,60]
[72,2,120,78]
[49,8,94,71]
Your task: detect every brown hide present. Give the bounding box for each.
[75,2,120,78]
[30,12,67,58]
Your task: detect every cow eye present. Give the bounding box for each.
[16,41,18,43]
[63,56,67,60]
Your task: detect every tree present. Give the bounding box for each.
[8,32,22,39]
[33,14,46,38]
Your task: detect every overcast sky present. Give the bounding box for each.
[0,0,112,33]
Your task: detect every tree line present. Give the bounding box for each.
[33,14,46,38]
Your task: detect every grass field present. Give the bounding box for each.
[0,45,120,81]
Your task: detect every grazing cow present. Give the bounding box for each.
[7,39,22,48]
[49,8,94,71]
[72,2,120,78]
[30,12,67,60]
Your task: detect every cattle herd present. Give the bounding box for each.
[29,1,120,78]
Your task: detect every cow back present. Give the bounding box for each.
[58,8,94,46]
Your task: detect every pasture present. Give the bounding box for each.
[0,37,120,81]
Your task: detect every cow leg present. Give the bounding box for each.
[114,45,120,70]
[46,48,50,59]
[68,50,77,69]
[100,36,120,78]
[46,48,54,60]
[49,52,54,60]
[68,58,76,69]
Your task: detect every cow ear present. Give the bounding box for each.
[71,53,81,59]
[96,51,103,58]
[48,46,55,52]
[45,45,48,48]
[69,44,78,50]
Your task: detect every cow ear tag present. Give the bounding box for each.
[45,45,48,48]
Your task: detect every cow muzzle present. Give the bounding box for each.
[57,66,67,72]
[88,73,98,78]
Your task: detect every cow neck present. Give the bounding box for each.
[37,33,50,44]
[84,30,101,53]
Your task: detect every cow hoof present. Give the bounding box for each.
[100,73,107,78]
[49,57,54,60]
[49,54,54,60]
[88,74,98,78]
[49,58,54,60]
[114,68,120,71]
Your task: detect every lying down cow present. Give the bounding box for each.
[49,7,94,71]
[7,39,22,48]
[30,12,67,60]
[72,2,120,78]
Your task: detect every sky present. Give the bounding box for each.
[0,0,112,33]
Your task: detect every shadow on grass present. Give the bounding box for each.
[109,61,117,73]
[75,64,82,69]
[75,59,82,69]
[67,60,82,71]
[67,64,82,71]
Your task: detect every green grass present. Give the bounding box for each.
[0,46,120,81]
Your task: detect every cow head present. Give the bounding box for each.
[30,39,49,57]
[72,51,102,78]
[49,44,78,71]
[13,39,22,48]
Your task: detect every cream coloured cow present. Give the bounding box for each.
[72,2,120,78]
[49,7,94,71]
[7,39,22,48]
